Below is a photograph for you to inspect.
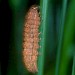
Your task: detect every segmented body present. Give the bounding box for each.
[23,5,40,73]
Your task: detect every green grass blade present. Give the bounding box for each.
[58,0,75,75]
[36,0,49,75]
[55,0,67,75]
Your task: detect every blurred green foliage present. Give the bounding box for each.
[4,0,75,75]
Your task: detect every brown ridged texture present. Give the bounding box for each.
[23,5,40,73]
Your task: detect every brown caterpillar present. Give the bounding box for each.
[23,5,40,73]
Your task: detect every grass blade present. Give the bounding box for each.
[55,0,67,75]
[36,0,50,75]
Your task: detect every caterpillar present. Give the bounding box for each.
[23,5,40,73]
